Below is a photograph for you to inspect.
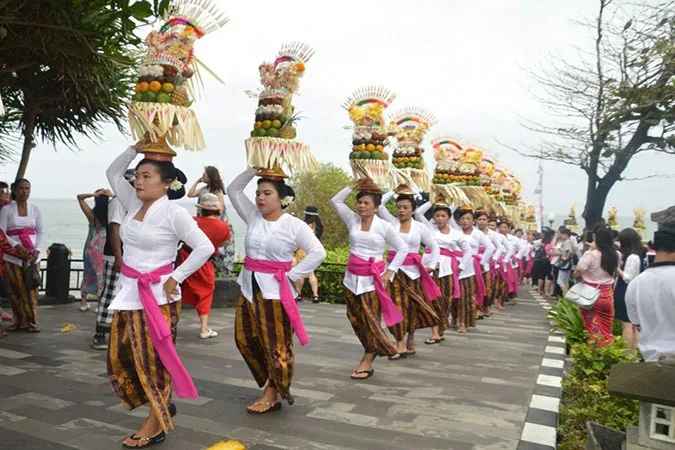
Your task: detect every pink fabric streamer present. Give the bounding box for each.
[499,257,509,282]
[426,248,462,298]
[243,257,310,345]
[387,251,442,301]
[7,228,36,252]
[506,261,519,294]
[472,255,487,307]
[346,254,404,327]
[526,249,534,275]
[121,263,198,399]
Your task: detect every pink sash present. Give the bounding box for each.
[499,257,508,282]
[426,248,462,298]
[346,254,404,327]
[526,249,534,275]
[506,261,518,294]
[121,263,198,399]
[387,251,442,301]
[472,255,487,307]
[7,227,36,252]
[243,256,309,345]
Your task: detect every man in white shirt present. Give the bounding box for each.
[626,221,675,362]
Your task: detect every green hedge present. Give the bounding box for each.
[558,339,639,450]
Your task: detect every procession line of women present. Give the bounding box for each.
[31,144,530,447]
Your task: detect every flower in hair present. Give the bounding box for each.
[169,179,183,191]
[281,195,295,207]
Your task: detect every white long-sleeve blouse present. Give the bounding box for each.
[331,186,407,295]
[484,228,505,263]
[0,203,45,267]
[460,228,496,279]
[415,201,472,278]
[227,168,326,301]
[620,253,642,284]
[106,147,214,311]
[376,193,440,280]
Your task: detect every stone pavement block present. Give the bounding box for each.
[9,392,75,410]
[0,348,32,359]
[0,364,28,376]
[1,417,84,444]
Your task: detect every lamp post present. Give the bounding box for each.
[548,213,556,230]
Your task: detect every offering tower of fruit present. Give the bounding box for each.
[389,106,437,191]
[343,86,397,188]
[564,203,579,233]
[128,0,229,155]
[523,202,538,231]
[608,206,620,230]
[633,208,647,238]
[430,137,470,205]
[244,42,319,176]
[499,171,523,224]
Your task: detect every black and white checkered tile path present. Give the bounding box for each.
[517,289,565,450]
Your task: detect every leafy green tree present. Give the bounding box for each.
[0,0,169,177]
[288,163,354,249]
[511,0,675,229]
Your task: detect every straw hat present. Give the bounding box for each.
[197,193,221,212]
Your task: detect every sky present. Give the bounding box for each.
[1,0,673,220]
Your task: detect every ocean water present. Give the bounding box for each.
[32,198,247,259]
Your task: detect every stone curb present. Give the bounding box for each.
[517,290,565,450]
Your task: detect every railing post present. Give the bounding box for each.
[45,243,71,303]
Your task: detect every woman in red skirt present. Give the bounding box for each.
[179,193,231,339]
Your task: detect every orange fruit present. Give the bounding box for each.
[296,62,305,72]
[136,81,149,93]
[254,121,262,129]
[149,81,162,93]
[161,83,175,93]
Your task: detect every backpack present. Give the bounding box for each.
[534,245,548,263]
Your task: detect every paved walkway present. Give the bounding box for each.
[0,289,552,450]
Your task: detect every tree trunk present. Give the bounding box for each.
[15,107,37,181]
[583,177,615,231]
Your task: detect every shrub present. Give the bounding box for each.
[547,299,586,344]
[558,339,639,450]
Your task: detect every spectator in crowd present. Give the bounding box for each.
[626,221,675,361]
[552,228,574,295]
[614,228,646,356]
[0,182,12,322]
[573,225,620,346]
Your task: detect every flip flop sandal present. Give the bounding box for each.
[246,401,282,415]
[27,326,40,333]
[122,431,166,448]
[406,348,417,356]
[350,369,374,380]
[424,338,442,345]
[312,296,320,304]
[0,330,8,338]
[388,352,407,360]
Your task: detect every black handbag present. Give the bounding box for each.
[23,263,41,291]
